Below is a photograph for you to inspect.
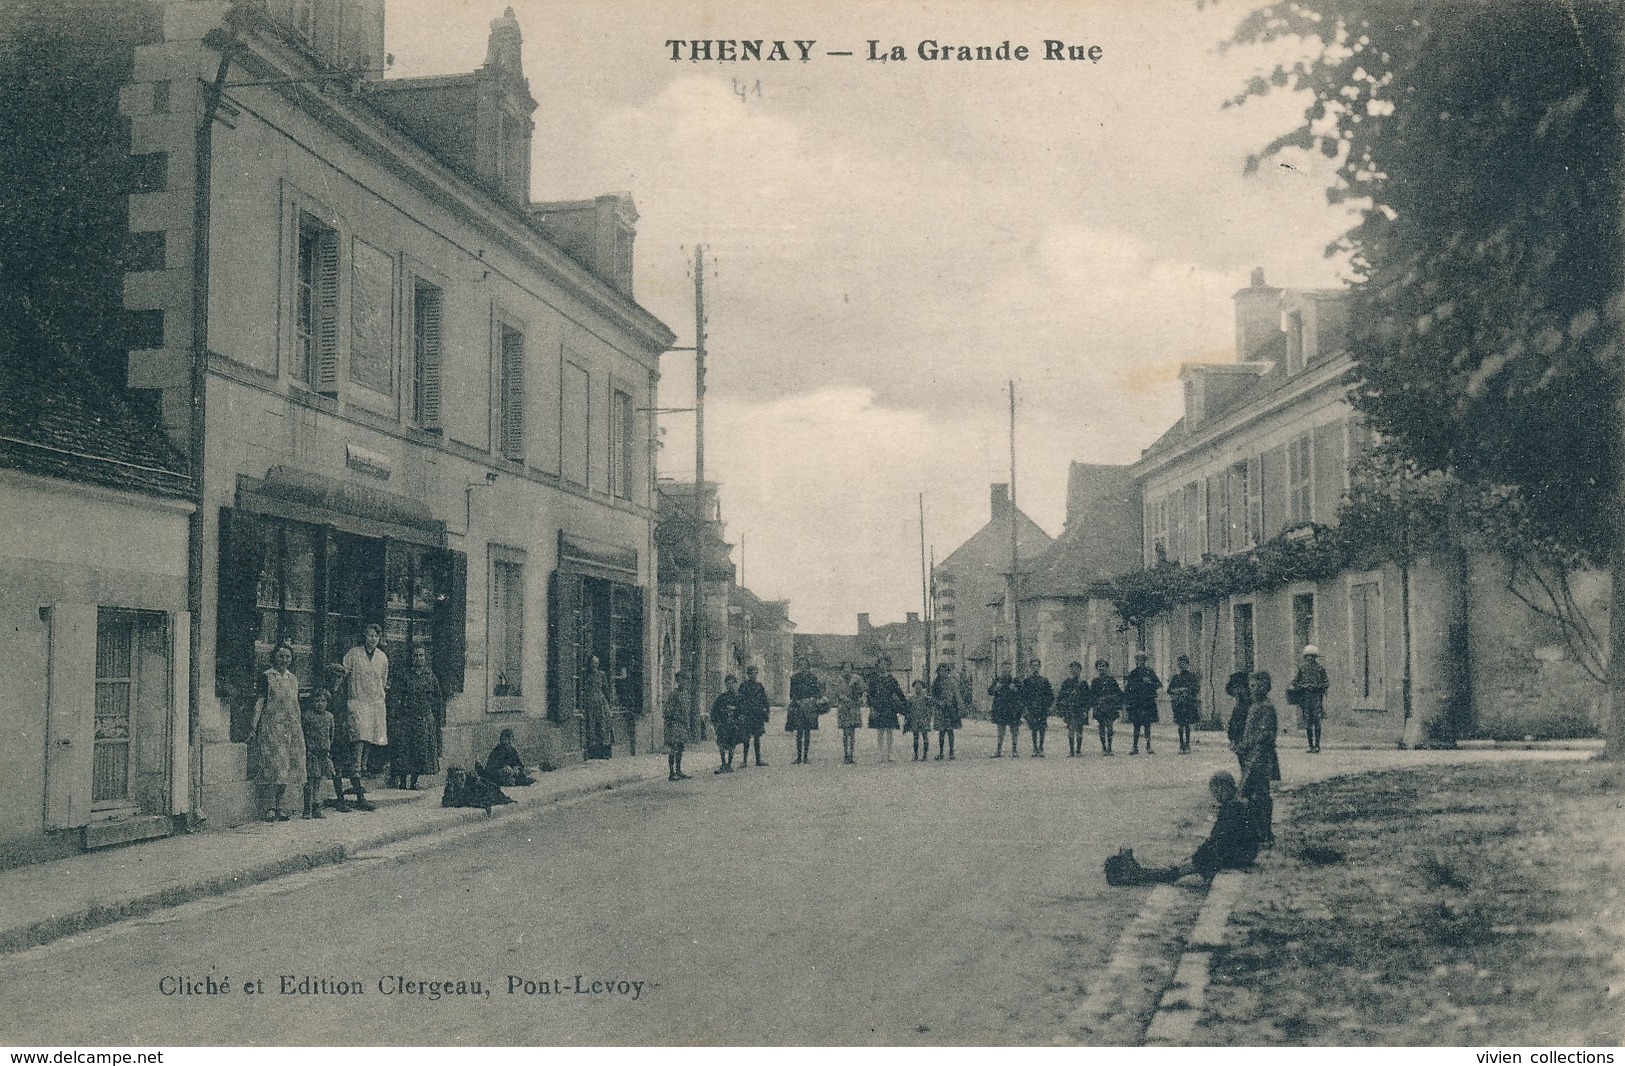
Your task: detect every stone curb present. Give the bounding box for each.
[0,768,655,957]
[1144,870,1245,1045]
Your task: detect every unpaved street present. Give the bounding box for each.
[0,726,1584,1045]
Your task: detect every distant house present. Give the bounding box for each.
[932,483,1054,704]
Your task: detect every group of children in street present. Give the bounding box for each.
[984,653,1205,759]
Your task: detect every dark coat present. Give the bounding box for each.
[390,666,443,776]
[1289,660,1330,726]
[1089,675,1122,723]
[1056,676,1093,725]
[1124,666,1162,725]
[1168,669,1202,726]
[786,670,824,732]
[1237,696,1281,791]
[737,679,771,735]
[866,670,907,730]
[710,691,742,744]
[931,675,963,730]
[988,677,1022,726]
[1224,671,1252,747]
[1191,798,1260,878]
[1020,674,1055,725]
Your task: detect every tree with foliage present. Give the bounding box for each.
[1221,0,1624,754]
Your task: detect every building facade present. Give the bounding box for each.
[1027,270,1607,742]
[1,0,677,829]
[0,342,196,863]
[932,483,1054,705]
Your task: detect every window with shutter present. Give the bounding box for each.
[547,570,582,722]
[296,214,340,392]
[499,323,525,461]
[412,281,443,429]
[1247,455,1263,546]
[430,549,467,693]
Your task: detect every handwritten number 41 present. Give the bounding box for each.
[732,78,763,102]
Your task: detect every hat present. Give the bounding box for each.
[1134,652,1148,660]
[1303,645,1320,656]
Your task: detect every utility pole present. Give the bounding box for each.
[918,493,930,680]
[691,245,708,734]
[1008,380,1023,669]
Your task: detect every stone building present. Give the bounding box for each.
[0,338,195,863]
[4,0,676,829]
[1025,269,1607,743]
[931,484,1054,702]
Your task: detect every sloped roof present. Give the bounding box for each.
[0,337,190,499]
[937,506,1053,576]
[1021,463,1141,600]
[794,632,864,669]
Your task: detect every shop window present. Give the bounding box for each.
[384,542,440,676]
[216,509,466,741]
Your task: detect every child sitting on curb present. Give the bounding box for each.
[1105,770,1261,885]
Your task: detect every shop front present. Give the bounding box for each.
[547,532,648,757]
[214,467,467,746]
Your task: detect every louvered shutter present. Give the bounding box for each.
[501,327,525,461]
[547,570,580,722]
[418,288,442,429]
[314,228,340,394]
[215,508,266,742]
[1247,455,1264,545]
[431,548,466,693]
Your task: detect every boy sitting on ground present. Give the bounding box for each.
[1106,770,1261,885]
[483,728,536,786]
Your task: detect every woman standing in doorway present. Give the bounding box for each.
[583,655,614,760]
[392,646,444,790]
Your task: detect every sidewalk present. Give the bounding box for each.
[0,753,668,956]
[1161,748,1621,1045]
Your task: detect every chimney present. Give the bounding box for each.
[1233,266,1282,363]
[990,483,1011,520]
[906,612,920,624]
[475,7,537,204]
[857,613,871,633]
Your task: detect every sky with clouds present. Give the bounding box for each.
[386,0,1361,633]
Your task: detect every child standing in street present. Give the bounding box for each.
[1168,655,1202,754]
[931,662,962,760]
[1056,661,1092,757]
[838,665,866,764]
[665,671,693,782]
[1090,660,1121,756]
[904,679,934,761]
[301,689,337,819]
